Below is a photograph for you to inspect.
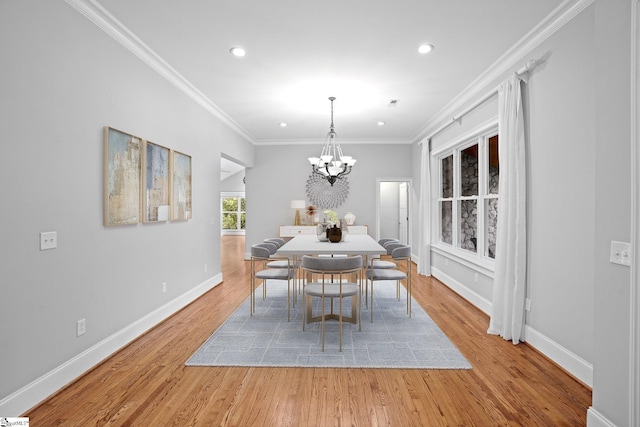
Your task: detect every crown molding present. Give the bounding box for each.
[65,0,256,144]
[411,0,595,143]
[254,138,412,146]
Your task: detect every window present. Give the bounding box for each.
[221,193,246,233]
[437,130,499,260]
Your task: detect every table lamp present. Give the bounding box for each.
[290,200,306,225]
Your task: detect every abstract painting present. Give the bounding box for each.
[143,141,170,222]
[172,150,192,220]
[104,127,141,226]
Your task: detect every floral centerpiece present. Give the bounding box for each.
[323,209,338,225]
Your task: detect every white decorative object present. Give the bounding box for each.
[344,212,356,225]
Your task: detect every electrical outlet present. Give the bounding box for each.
[162,282,167,294]
[474,273,479,283]
[204,263,208,273]
[77,318,86,336]
[610,241,631,266]
[40,231,58,250]
[525,299,532,312]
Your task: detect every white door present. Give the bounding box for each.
[399,182,409,244]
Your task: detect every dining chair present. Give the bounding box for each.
[378,238,400,247]
[366,244,412,322]
[301,255,362,352]
[250,244,296,321]
[371,241,404,269]
[261,239,302,298]
[264,237,285,248]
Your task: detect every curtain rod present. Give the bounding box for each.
[420,60,538,144]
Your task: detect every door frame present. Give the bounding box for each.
[375,178,412,245]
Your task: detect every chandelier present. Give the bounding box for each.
[307,97,356,186]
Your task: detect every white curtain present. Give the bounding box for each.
[417,138,431,276]
[487,74,527,344]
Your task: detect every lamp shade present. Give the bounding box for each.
[290,200,306,209]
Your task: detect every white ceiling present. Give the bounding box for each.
[98,0,564,144]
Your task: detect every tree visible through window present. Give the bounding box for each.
[438,131,498,259]
[221,195,246,231]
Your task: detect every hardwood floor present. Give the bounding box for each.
[25,235,591,426]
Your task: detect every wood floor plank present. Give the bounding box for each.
[24,235,591,426]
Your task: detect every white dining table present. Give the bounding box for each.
[277,234,387,319]
[276,234,387,257]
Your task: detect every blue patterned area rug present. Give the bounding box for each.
[186,281,471,369]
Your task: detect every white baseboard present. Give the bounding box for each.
[431,267,593,388]
[431,267,492,315]
[524,325,593,387]
[587,407,619,427]
[0,273,223,417]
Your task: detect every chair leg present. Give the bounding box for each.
[407,266,412,317]
[287,277,290,322]
[370,281,374,323]
[250,276,254,316]
[320,294,325,352]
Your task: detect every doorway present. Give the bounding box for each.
[220,155,246,235]
[376,178,411,245]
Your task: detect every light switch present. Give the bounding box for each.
[40,231,57,250]
[610,241,631,266]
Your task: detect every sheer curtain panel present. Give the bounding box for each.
[487,74,527,344]
[417,138,431,276]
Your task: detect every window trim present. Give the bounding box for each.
[431,118,498,273]
[221,191,246,235]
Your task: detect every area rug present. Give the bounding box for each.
[186,281,471,369]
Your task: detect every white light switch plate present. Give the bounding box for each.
[610,241,631,266]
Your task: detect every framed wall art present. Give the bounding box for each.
[142,140,170,222]
[103,127,142,226]
[171,150,192,220]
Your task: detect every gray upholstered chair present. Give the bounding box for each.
[261,239,302,298]
[264,238,285,248]
[371,241,404,269]
[378,238,400,247]
[366,245,412,322]
[301,255,363,351]
[250,244,296,321]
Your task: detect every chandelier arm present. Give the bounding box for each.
[306,97,355,187]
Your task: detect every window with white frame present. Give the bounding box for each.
[221,192,246,233]
[437,129,499,260]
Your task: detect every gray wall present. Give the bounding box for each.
[424,3,634,424]
[245,143,412,253]
[0,0,254,408]
[430,0,596,387]
[592,1,632,425]
[1,0,634,424]
[221,170,246,193]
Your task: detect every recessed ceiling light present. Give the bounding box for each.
[377,121,385,126]
[230,47,246,57]
[279,122,287,127]
[418,44,434,54]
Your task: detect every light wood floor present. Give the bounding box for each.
[26,235,591,426]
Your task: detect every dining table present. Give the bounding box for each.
[276,233,387,321]
[276,233,387,258]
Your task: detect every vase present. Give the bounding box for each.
[344,212,356,226]
[316,223,329,242]
[327,224,342,243]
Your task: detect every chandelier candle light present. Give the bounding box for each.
[307,97,356,186]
